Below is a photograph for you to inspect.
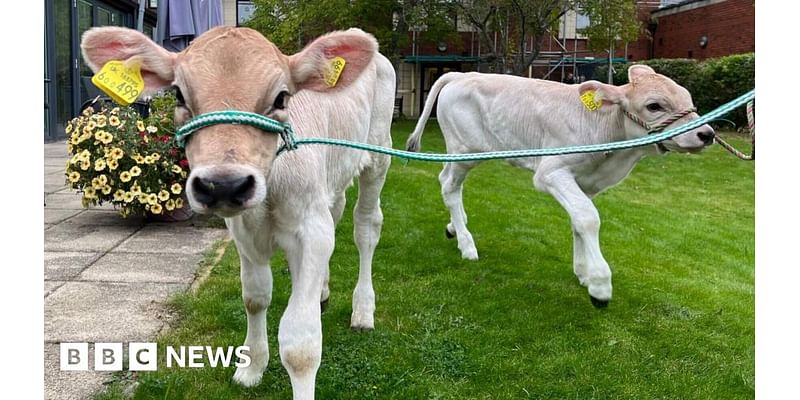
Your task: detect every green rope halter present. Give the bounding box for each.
[173,89,754,162]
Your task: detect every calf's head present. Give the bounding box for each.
[81,27,377,217]
[578,65,714,153]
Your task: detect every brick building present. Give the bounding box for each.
[650,0,755,60]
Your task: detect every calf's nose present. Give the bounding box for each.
[192,175,256,207]
[697,127,715,145]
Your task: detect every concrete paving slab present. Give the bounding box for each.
[116,226,228,254]
[80,252,204,283]
[44,343,108,400]
[45,209,82,225]
[45,157,71,167]
[46,165,66,175]
[45,193,84,210]
[44,224,140,252]
[45,281,66,297]
[45,143,69,157]
[62,210,145,227]
[45,171,67,185]
[44,251,101,281]
[44,281,186,343]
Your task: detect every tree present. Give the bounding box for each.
[246,0,456,64]
[455,0,576,76]
[577,0,641,83]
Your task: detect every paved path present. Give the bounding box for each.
[44,142,228,400]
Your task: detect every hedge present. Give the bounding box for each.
[592,53,754,129]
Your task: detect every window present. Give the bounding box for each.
[237,1,255,26]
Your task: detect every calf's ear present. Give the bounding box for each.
[628,64,656,82]
[578,80,625,106]
[81,27,176,94]
[288,28,378,92]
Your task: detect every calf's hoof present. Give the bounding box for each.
[233,365,264,387]
[590,296,609,309]
[445,227,455,239]
[350,311,375,332]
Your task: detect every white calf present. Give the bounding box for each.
[82,26,395,399]
[406,66,714,307]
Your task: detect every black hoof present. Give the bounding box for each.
[445,228,455,239]
[590,296,609,309]
[320,298,329,313]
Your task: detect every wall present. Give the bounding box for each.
[651,0,755,59]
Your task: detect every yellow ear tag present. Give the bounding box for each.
[324,57,346,87]
[580,90,603,111]
[91,60,145,106]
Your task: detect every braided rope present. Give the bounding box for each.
[713,100,755,161]
[174,89,755,162]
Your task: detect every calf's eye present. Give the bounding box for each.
[273,91,290,110]
[646,103,664,112]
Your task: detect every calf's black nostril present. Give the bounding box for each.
[192,177,218,207]
[230,175,256,205]
[697,130,715,145]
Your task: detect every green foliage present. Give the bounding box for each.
[577,0,641,53]
[593,53,755,128]
[246,0,457,61]
[95,121,754,400]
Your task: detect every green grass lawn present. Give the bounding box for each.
[99,121,754,400]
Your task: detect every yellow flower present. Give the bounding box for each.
[158,190,170,201]
[95,115,107,128]
[70,154,81,165]
[144,156,154,164]
[137,194,148,204]
[110,148,124,160]
[70,135,80,145]
[100,132,113,144]
[150,203,163,214]
[82,125,94,135]
[165,199,175,211]
[171,165,182,174]
[108,159,119,170]
[79,150,91,161]
[130,166,142,177]
[98,174,108,185]
[95,130,105,141]
[80,160,91,171]
[82,107,93,116]
[94,159,106,171]
[65,123,74,134]
[151,153,161,161]
[111,107,120,115]
[146,125,158,134]
[123,192,135,203]
[171,183,182,195]
[101,185,112,195]
[113,189,125,201]
[130,185,142,195]
[86,121,96,130]
[109,115,121,126]
[67,171,80,183]
[133,154,145,164]
[120,171,132,182]
[84,187,97,198]
[147,193,158,205]
[136,120,145,131]
[175,197,184,209]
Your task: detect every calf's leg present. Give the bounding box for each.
[535,169,612,307]
[233,252,273,387]
[351,156,389,330]
[278,210,333,400]
[439,162,479,260]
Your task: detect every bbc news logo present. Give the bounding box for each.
[60,343,251,371]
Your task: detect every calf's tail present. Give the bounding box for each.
[405,72,463,152]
